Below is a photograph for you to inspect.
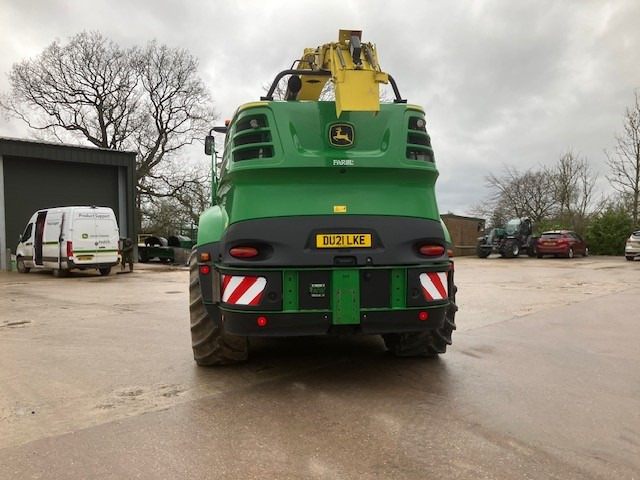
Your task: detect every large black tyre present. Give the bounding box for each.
[626,256,634,261]
[189,252,248,365]
[16,257,30,273]
[527,244,537,257]
[503,240,519,258]
[99,267,111,276]
[476,246,490,258]
[383,285,458,357]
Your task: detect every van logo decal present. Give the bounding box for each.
[329,123,354,148]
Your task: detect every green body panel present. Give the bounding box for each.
[440,219,452,244]
[196,205,228,246]
[282,271,298,311]
[199,100,448,325]
[215,102,440,225]
[390,268,407,308]
[332,269,360,324]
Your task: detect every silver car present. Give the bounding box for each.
[625,230,640,261]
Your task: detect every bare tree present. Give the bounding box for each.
[606,89,640,225]
[1,31,217,229]
[482,165,557,224]
[1,32,141,148]
[545,150,599,234]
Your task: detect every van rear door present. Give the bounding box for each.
[42,211,63,268]
[71,209,119,265]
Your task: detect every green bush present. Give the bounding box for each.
[584,208,634,255]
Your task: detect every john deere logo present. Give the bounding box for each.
[329,123,354,148]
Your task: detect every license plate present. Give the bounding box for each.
[544,242,554,246]
[77,255,93,261]
[316,234,372,248]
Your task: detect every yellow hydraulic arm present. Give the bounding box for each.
[267,30,396,117]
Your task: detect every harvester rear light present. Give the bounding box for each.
[200,252,211,262]
[257,316,268,327]
[419,311,428,321]
[66,241,73,259]
[230,247,259,258]
[200,265,211,275]
[419,245,445,256]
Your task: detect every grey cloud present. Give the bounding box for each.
[1,0,639,215]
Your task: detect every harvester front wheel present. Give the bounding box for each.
[189,252,248,366]
[383,285,458,357]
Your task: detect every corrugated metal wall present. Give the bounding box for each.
[3,157,119,253]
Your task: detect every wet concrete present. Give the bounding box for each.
[0,257,639,479]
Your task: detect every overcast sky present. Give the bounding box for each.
[1,0,639,215]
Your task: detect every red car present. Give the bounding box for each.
[536,230,589,258]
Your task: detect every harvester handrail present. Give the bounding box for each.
[260,69,406,103]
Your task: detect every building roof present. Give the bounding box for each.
[441,213,485,222]
[0,137,136,167]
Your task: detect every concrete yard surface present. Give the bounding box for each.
[0,257,639,479]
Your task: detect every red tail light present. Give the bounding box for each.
[67,241,73,259]
[200,265,211,275]
[230,247,259,258]
[419,245,445,256]
[257,316,268,327]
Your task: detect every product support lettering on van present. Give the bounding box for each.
[78,213,111,219]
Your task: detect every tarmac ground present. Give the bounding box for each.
[1,255,639,479]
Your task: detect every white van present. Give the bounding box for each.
[15,206,120,277]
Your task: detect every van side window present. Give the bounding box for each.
[22,223,33,242]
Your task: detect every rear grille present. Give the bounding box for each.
[406,115,434,162]
[232,114,274,162]
[234,146,274,162]
[408,133,431,147]
[406,148,434,162]
[408,116,427,132]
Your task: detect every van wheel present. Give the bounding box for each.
[99,267,111,276]
[17,257,30,273]
[52,268,68,278]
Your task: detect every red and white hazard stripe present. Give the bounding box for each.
[221,275,267,306]
[419,272,448,301]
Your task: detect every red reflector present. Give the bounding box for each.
[419,311,428,321]
[67,241,73,259]
[200,265,211,275]
[419,245,445,256]
[230,247,259,258]
[257,316,268,327]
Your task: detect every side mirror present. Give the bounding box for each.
[204,135,215,156]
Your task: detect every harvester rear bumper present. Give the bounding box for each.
[216,304,448,337]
